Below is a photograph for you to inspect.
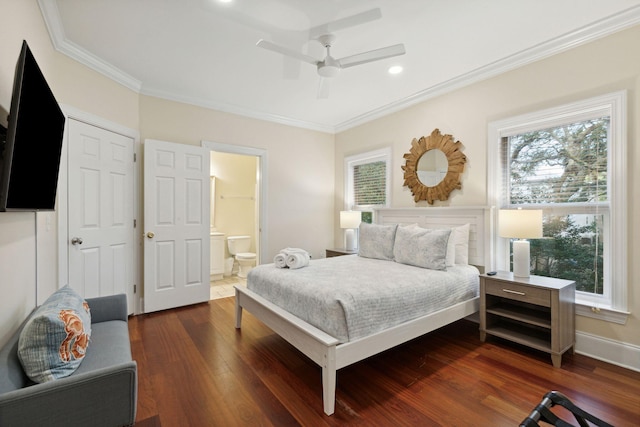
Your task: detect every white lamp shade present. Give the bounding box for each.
[499,209,543,239]
[340,211,361,229]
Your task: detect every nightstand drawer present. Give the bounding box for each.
[485,280,551,307]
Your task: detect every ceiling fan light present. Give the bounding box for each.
[318,64,340,78]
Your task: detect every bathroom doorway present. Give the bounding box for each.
[202,141,267,300]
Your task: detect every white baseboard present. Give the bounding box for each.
[575,331,640,372]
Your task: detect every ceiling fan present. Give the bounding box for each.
[256,8,406,98]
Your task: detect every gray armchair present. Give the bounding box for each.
[0,293,137,427]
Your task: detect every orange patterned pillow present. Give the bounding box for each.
[17,285,91,383]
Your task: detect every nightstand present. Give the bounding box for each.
[479,271,575,368]
[326,248,358,258]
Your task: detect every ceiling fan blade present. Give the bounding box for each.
[309,8,382,39]
[338,44,406,69]
[317,77,331,99]
[256,39,318,66]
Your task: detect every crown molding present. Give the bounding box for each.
[139,86,335,134]
[38,0,142,92]
[39,1,640,134]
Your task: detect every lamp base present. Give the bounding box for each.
[345,229,356,251]
[513,239,530,278]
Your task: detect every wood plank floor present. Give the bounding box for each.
[129,297,640,426]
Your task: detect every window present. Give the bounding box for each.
[345,148,391,222]
[505,117,608,296]
[488,92,627,322]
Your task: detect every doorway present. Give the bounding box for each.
[202,141,267,300]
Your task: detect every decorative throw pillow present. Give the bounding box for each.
[402,223,458,266]
[18,285,91,383]
[393,226,451,270]
[357,222,398,261]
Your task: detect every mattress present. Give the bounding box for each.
[246,255,479,342]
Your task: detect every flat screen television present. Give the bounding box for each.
[0,40,66,211]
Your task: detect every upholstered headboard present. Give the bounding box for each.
[374,206,494,270]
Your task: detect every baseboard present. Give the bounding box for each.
[575,331,640,372]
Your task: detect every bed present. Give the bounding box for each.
[235,206,493,415]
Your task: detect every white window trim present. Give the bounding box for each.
[344,147,391,210]
[487,91,628,323]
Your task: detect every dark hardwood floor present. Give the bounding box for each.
[129,297,640,426]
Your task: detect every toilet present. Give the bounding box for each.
[227,235,256,278]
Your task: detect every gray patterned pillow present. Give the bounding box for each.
[393,226,451,270]
[358,223,398,260]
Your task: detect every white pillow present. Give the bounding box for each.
[393,226,451,270]
[452,223,470,265]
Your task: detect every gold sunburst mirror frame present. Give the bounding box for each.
[401,128,467,204]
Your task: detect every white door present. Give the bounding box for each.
[143,139,210,313]
[67,119,135,307]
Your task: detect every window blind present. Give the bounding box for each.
[353,161,386,206]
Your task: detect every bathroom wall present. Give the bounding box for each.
[210,151,258,256]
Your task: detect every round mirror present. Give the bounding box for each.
[401,128,467,204]
[417,149,448,187]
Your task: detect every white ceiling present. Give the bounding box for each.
[40,0,640,133]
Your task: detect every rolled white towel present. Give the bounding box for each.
[281,247,307,256]
[274,248,310,268]
[273,253,287,268]
[286,252,310,269]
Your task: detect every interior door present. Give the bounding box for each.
[67,119,135,308]
[143,139,210,313]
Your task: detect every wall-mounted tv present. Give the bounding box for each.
[0,40,66,211]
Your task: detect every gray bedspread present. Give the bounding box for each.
[246,255,479,342]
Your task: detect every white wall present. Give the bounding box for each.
[0,213,36,346]
[0,0,140,347]
[0,2,335,348]
[139,95,335,261]
[335,24,640,357]
[4,1,638,371]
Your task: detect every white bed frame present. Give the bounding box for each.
[235,206,493,415]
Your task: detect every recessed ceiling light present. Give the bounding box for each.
[388,65,403,75]
[218,0,233,3]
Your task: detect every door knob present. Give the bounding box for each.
[146,232,155,239]
[71,237,83,245]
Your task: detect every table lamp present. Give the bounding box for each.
[340,211,361,251]
[499,209,543,277]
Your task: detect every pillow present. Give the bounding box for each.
[393,226,451,270]
[401,223,468,266]
[358,222,398,261]
[452,223,470,265]
[18,285,91,383]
